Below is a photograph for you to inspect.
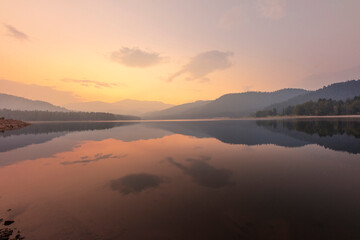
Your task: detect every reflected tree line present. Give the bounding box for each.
[256,96,360,117]
[0,121,137,137]
[257,119,360,138]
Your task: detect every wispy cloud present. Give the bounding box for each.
[110,47,163,68]
[167,50,233,82]
[218,5,248,30]
[256,0,286,20]
[62,78,125,88]
[4,24,29,41]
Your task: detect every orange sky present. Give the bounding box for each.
[1,0,360,105]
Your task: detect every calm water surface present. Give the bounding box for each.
[1,119,360,240]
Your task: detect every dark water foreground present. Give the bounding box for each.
[0,119,360,240]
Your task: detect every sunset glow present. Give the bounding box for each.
[1,0,360,106]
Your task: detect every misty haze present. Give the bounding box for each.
[1,1,360,240]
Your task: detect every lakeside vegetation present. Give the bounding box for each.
[0,109,140,121]
[255,96,360,117]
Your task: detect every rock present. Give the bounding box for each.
[4,221,14,226]
[0,228,13,239]
[14,233,25,240]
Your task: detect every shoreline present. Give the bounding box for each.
[0,119,31,132]
[248,115,360,121]
[23,115,360,123]
[0,209,25,239]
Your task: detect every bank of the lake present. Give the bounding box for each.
[0,118,30,132]
[252,115,360,120]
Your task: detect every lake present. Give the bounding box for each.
[1,119,360,240]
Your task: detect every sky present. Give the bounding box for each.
[1,0,360,106]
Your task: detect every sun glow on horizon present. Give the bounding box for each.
[1,0,360,106]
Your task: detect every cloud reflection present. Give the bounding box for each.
[167,156,234,188]
[61,153,127,165]
[110,173,164,195]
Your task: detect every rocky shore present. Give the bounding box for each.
[0,209,25,240]
[0,118,30,132]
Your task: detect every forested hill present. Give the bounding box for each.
[256,96,360,117]
[144,88,308,119]
[267,80,360,112]
[0,109,140,121]
[0,93,69,112]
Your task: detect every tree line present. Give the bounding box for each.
[0,109,140,121]
[255,96,360,117]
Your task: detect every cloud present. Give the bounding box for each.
[167,50,233,82]
[61,78,125,88]
[218,5,248,30]
[110,173,164,195]
[4,24,29,41]
[110,47,163,68]
[257,0,286,20]
[0,79,81,105]
[167,156,234,188]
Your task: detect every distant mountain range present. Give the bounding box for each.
[2,79,359,120]
[0,93,172,116]
[0,93,68,112]
[145,80,360,119]
[64,99,173,116]
[144,100,212,119]
[144,89,308,119]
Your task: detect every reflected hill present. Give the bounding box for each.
[0,122,172,166]
[256,119,360,154]
[145,121,309,147]
[0,122,137,153]
[1,119,360,163]
[146,119,360,154]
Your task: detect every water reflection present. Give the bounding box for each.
[61,153,127,165]
[0,119,360,239]
[148,119,360,154]
[0,122,169,166]
[256,119,360,154]
[167,156,234,188]
[264,119,360,138]
[0,122,137,153]
[110,173,164,195]
[2,119,360,155]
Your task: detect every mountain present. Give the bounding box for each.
[190,89,309,118]
[144,89,308,119]
[143,100,211,119]
[0,93,69,112]
[268,80,360,112]
[64,99,173,116]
